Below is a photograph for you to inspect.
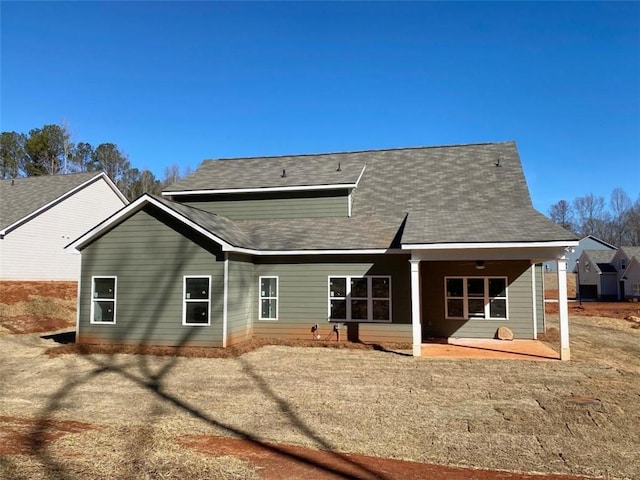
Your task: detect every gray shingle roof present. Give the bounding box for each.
[582,250,618,274]
[620,246,640,261]
[0,172,104,233]
[165,154,366,191]
[165,142,576,248]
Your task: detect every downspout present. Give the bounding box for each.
[222,253,229,348]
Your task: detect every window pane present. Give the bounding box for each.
[351,299,368,320]
[261,278,277,298]
[490,299,507,318]
[372,299,390,321]
[447,299,464,318]
[329,278,346,297]
[93,300,114,322]
[468,299,485,317]
[94,278,115,299]
[467,278,484,297]
[372,277,390,298]
[351,278,368,298]
[489,278,507,298]
[446,278,463,297]
[186,278,209,299]
[330,299,346,320]
[185,302,209,324]
[261,299,277,319]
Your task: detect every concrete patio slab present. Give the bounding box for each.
[421,339,560,361]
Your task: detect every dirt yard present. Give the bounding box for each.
[1,282,640,480]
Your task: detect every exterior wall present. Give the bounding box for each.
[78,206,225,347]
[226,253,255,346]
[421,260,537,339]
[576,253,600,299]
[0,179,126,281]
[622,262,640,298]
[179,190,349,219]
[251,254,412,344]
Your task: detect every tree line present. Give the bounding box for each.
[0,123,189,200]
[548,189,640,246]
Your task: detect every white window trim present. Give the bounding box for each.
[633,283,640,296]
[258,276,279,321]
[182,275,212,326]
[90,276,117,324]
[621,259,627,270]
[327,275,392,323]
[445,276,509,320]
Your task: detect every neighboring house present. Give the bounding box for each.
[575,250,618,300]
[68,142,578,358]
[0,172,128,281]
[613,247,640,300]
[543,235,616,273]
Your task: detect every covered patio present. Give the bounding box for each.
[421,338,559,361]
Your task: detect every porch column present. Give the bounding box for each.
[556,258,570,361]
[410,259,422,357]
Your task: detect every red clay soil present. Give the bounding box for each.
[544,300,640,320]
[179,435,596,480]
[0,416,96,456]
[0,281,77,305]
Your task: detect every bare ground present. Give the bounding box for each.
[1,282,640,479]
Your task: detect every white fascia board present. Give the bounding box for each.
[223,246,404,256]
[161,183,356,197]
[354,164,367,187]
[402,240,579,250]
[66,194,235,253]
[1,173,120,236]
[98,171,129,204]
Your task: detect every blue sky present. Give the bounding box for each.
[1,1,639,214]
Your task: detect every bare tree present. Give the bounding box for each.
[609,188,632,246]
[548,199,575,232]
[573,193,610,240]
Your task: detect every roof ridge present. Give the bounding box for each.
[202,141,516,163]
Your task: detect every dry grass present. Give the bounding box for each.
[1,314,640,480]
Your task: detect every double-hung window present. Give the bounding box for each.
[183,276,211,326]
[633,283,640,296]
[259,276,278,320]
[328,276,391,322]
[91,276,117,324]
[445,277,508,320]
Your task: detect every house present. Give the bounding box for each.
[67,142,579,358]
[612,247,640,300]
[0,172,128,281]
[543,235,616,273]
[575,250,618,300]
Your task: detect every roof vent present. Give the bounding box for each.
[494,158,502,167]
[336,162,341,172]
[281,168,287,178]
[11,179,15,186]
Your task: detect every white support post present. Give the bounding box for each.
[531,264,537,339]
[557,258,570,361]
[410,259,422,357]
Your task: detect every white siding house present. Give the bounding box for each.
[0,172,128,281]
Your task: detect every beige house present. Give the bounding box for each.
[0,172,127,281]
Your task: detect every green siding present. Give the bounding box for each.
[250,255,412,344]
[422,261,536,339]
[226,253,255,345]
[78,206,225,347]
[180,190,349,219]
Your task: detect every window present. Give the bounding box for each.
[259,276,278,320]
[328,276,391,322]
[183,276,211,326]
[621,258,627,271]
[91,276,116,324]
[445,277,508,320]
[633,284,640,296]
